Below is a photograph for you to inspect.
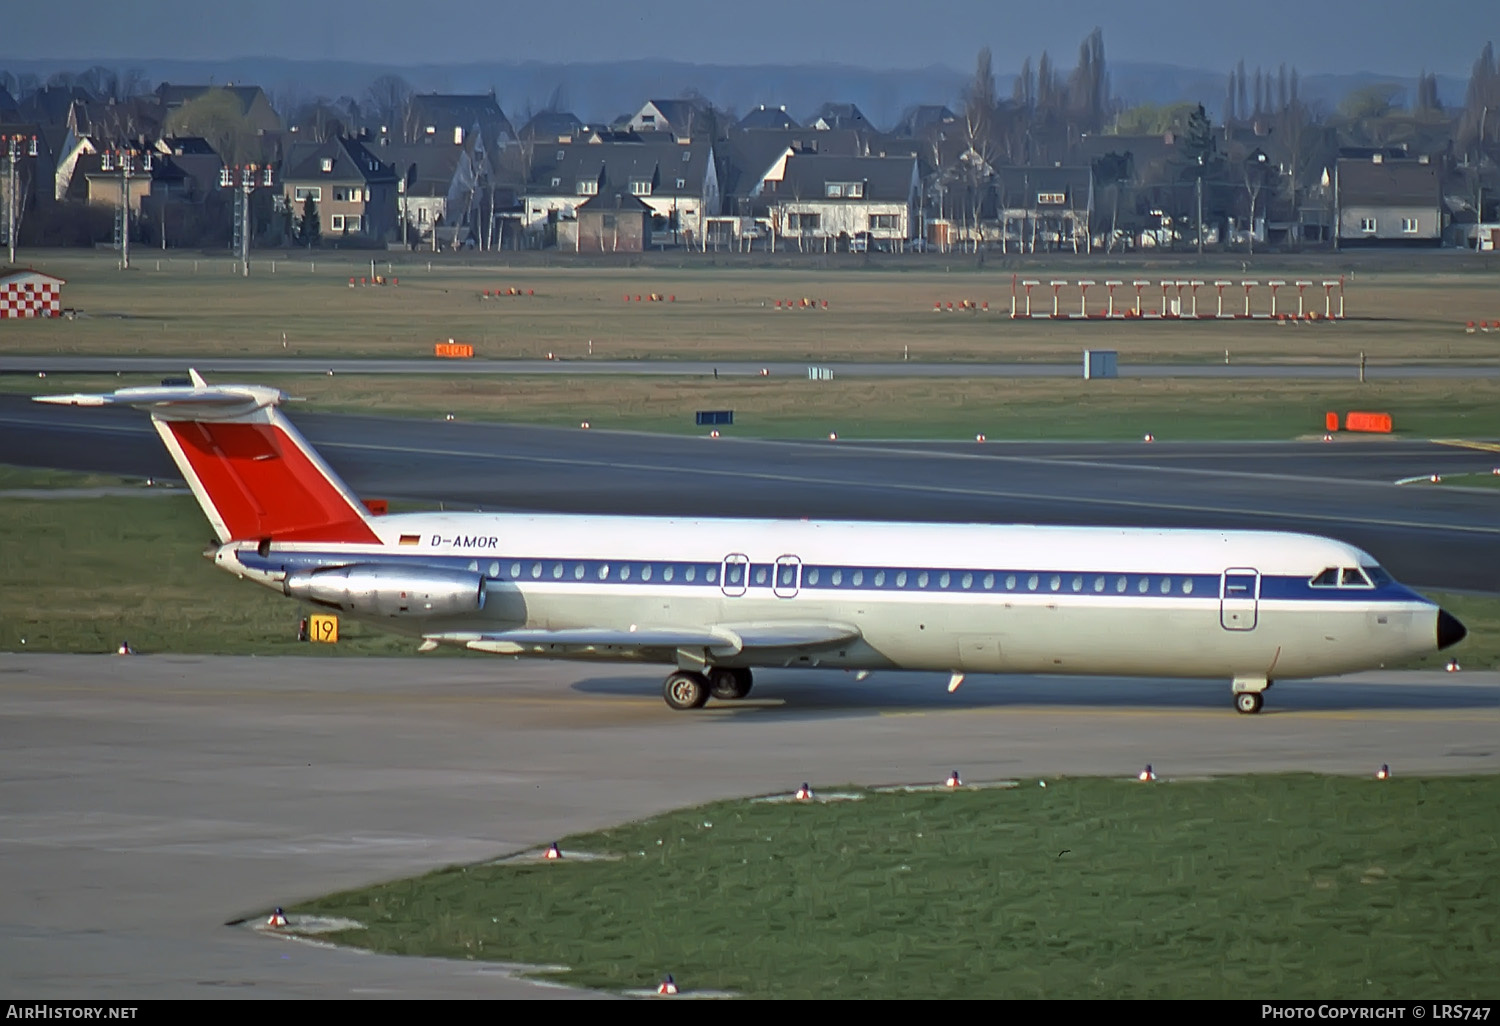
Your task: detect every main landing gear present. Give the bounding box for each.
[662,668,753,710]
[1232,676,1270,715]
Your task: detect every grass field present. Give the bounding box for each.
[12,370,1500,441]
[7,250,1500,366]
[289,774,1500,999]
[1,483,1495,669]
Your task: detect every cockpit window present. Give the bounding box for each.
[1363,565,1392,587]
[1310,567,1339,587]
[1341,567,1372,588]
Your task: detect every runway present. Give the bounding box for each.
[1,655,1496,998]
[3,395,1498,592]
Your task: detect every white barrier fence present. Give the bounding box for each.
[1008,276,1346,321]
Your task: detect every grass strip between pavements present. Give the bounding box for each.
[286,774,1500,999]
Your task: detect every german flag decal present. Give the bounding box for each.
[398,534,421,547]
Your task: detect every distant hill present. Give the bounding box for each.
[0,55,1467,131]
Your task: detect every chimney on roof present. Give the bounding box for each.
[1419,154,1429,164]
[1373,153,1383,164]
[454,126,464,145]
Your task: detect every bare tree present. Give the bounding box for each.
[365,74,412,138]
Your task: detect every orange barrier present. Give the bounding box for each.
[1345,411,1392,433]
[1325,412,1340,432]
[435,343,474,358]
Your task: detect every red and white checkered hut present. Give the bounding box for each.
[0,268,66,319]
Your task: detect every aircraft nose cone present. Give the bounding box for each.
[1437,608,1467,650]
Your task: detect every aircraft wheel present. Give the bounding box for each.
[664,671,710,710]
[708,667,753,701]
[1235,691,1264,715]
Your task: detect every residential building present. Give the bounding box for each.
[572,189,652,252]
[281,137,399,241]
[521,137,719,247]
[405,94,514,148]
[994,165,1095,253]
[736,105,800,131]
[1334,155,1443,247]
[769,153,920,249]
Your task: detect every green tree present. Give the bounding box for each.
[165,88,258,165]
[297,195,320,248]
[1339,84,1401,120]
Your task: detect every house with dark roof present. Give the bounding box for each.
[736,105,800,131]
[806,103,871,132]
[404,94,514,149]
[570,189,653,252]
[625,99,711,137]
[768,153,920,250]
[994,165,1095,253]
[521,137,719,247]
[519,110,585,143]
[1334,155,1443,246]
[154,84,281,136]
[280,137,399,241]
[891,105,956,138]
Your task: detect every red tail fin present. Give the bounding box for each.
[37,372,378,545]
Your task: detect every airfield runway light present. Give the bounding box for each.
[1376,764,1390,780]
[657,974,678,996]
[1492,468,1500,475]
[1143,433,1155,443]
[710,429,720,438]
[828,432,838,441]
[267,907,288,928]
[1429,474,1441,483]
[1138,765,1156,782]
[581,421,591,429]
[760,368,769,376]
[795,783,814,801]
[544,842,563,860]
[975,434,986,442]
[445,413,455,422]
[116,640,133,655]
[945,770,962,788]
[1447,659,1461,673]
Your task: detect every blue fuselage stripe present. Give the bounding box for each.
[241,551,1433,607]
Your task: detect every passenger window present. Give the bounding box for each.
[641,565,652,581]
[552,563,564,579]
[755,567,768,585]
[469,560,480,572]
[1115,577,1126,593]
[896,571,908,588]
[1310,568,1338,587]
[985,573,996,590]
[874,570,886,587]
[779,566,794,586]
[1027,574,1038,591]
[1183,579,1194,595]
[832,569,843,586]
[531,563,542,579]
[621,565,632,581]
[1160,578,1171,594]
[1004,574,1014,590]
[705,567,717,583]
[961,573,973,589]
[665,565,677,582]
[573,564,585,580]
[1071,576,1083,592]
[852,570,864,586]
[686,566,697,582]
[1049,575,1061,592]
[1093,576,1104,592]
[598,564,609,580]
[1137,578,1149,594]
[807,568,820,586]
[722,565,735,585]
[489,561,500,577]
[510,562,521,578]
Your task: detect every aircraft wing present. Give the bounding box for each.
[424,621,860,657]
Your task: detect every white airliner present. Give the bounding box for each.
[36,372,1465,714]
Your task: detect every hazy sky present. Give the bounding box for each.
[4,0,1495,76]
